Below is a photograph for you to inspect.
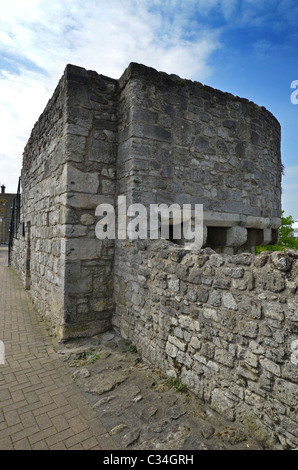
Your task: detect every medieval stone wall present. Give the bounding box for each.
[117,63,282,251]
[11,72,68,326]
[60,65,118,339]
[11,65,119,338]
[113,240,298,449]
[10,62,295,448]
[11,63,283,338]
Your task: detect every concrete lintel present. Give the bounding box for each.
[270,217,282,229]
[245,216,271,229]
[244,216,281,230]
[202,211,245,227]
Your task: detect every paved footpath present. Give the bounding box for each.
[0,247,264,452]
[0,246,117,450]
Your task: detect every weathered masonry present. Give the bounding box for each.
[113,242,298,449]
[10,62,282,337]
[10,63,298,449]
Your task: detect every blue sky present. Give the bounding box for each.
[0,0,297,220]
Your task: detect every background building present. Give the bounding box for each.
[292,220,298,239]
[0,185,16,245]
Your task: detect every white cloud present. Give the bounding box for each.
[196,0,238,19]
[0,68,51,191]
[283,165,298,176]
[282,165,298,220]
[0,0,221,191]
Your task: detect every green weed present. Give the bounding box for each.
[166,377,187,393]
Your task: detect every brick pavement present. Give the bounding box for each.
[0,246,117,450]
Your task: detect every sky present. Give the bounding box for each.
[0,0,297,220]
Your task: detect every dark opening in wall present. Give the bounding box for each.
[246,228,264,247]
[206,226,228,247]
[161,221,185,246]
[245,228,279,247]
[271,229,279,245]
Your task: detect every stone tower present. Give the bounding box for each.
[10,62,282,339]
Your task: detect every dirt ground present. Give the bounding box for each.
[56,330,265,451]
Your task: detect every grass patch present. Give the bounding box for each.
[166,377,187,394]
[78,351,100,364]
[126,341,137,354]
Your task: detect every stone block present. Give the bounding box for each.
[168,335,187,352]
[211,389,235,421]
[142,124,171,142]
[65,238,102,260]
[213,278,231,289]
[270,252,293,272]
[222,292,238,310]
[244,350,259,368]
[66,165,99,194]
[224,267,244,278]
[168,278,180,293]
[208,290,222,307]
[203,308,220,322]
[165,341,178,358]
[189,336,201,350]
[260,358,281,377]
[274,379,298,407]
[80,214,95,226]
[196,287,209,303]
[214,348,234,368]
[263,303,285,322]
[68,193,113,210]
[89,139,115,164]
[226,226,247,247]
[65,135,87,162]
[176,351,193,368]
[238,320,259,338]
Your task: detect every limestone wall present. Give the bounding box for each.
[9,61,294,449]
[11,71,68,329]
[11,63,284,343]
[117,63,282,250]
[61,65,118,339]
[113,241,298,449]
[11,65,118,339]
